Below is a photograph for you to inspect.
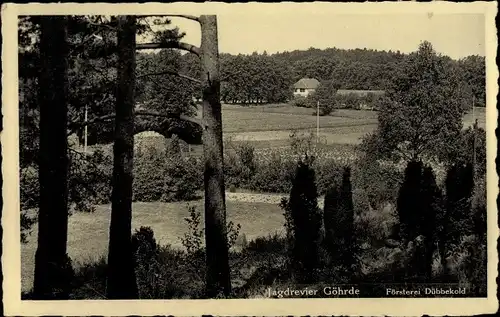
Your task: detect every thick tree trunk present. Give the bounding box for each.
[200,15,231,298]
[33,16,71,299]
[106,15,138,299]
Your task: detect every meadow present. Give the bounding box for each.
[21,104,487,294]
[21,200,286,292]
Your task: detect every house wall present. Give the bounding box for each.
[293,88,315,98]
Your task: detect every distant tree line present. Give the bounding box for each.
[179,46,485,107]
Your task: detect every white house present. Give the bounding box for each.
[293,78,320,98]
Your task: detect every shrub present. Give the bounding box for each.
[131,226,164,298]
[161,156,202,202]
[228,184,237,193]
[397,160,424,242]
[133,144,167,202]
[312,159,342,195]
[284,160,322,283]
[353,156,402,209]
[354,202,399,245]
[397,161,442,280]
[250,153,296,193]
[289,96,310,108]
[443,162,475,246]
[452,235,487,295]
[71,256,108,299]
[245,232,287,255]
[323,167,357,278]
[223,140,257,188]
[133,141,203,203]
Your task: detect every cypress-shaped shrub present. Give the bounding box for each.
[439,162,474,278]
[397,160,424,242]
[418,166,442,280]
[323,167,356,275]
[444,162,474,245]
[286,160,322,283]
[398,162,443,281]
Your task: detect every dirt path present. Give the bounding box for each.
[224,191,325,209]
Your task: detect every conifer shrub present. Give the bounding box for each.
[281,159,322,283]
[323,167,357,277]
[397,160,424,242]
[397,161,443,281]
[443,162,475,246]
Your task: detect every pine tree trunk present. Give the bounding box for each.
[106,15,138,299]
[33,16,71,299]
[200,15,231,298]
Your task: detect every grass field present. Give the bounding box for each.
[193,104,486,153]
[21,200,285,292]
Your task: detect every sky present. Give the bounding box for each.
[159,12,485,60]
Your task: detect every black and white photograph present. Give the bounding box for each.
[1,2,498,316]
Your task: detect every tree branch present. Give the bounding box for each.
[136,110,205,128]
[71,110,205,129]
[162,14,200,23]
[137,70,201,84]
[136,41,200,56]
[137,14,200,23]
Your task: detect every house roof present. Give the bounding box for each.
[336,89,386,96]
[293,78,320,89]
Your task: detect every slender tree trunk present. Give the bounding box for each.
[106,15,138,299]
[200,15,231,298]
[33,16,71,299]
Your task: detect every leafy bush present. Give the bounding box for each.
[133,141,203,203]
[312,159,342,195]
[133,144,167,202]
[354,202,399,245]
[245,232,287,255]
[71,256,108,299]
[289,96,310,108]
[161,156,203,202]
[224,140,257,188]
[131,226,167,299]
[452,235,487,295]
[20,147,113,243]
[250,153,296,193]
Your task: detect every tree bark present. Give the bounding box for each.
[106,15,139,299]
[33,16,71,299]
[200,15,231,297]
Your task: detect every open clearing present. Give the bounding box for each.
[210,104,486,147]
[24,105,486,292]
[21,199,287,292]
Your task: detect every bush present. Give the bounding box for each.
[224,140,257,188]
[133,144,167,202]
[323,167,357,276]
[71,256,108,299]
[250,153,296,193]
[312,159,342,195]
[283,160,322,283]
[161,156,202,202]
[289,96,310,108]
[228,184,237,193]
[245,232,287,255]
[133,141,203,203]
[352,156,402,210]
[131,226,167,299]
[452,235,487,295]
[354,202,399,246]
